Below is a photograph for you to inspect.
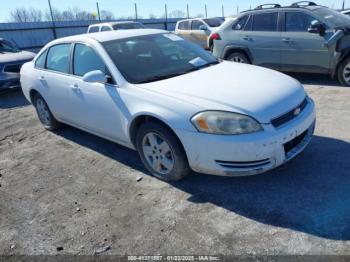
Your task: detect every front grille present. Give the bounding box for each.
[283,130,308,155]
[271,98,308,128]
[215,159,271,169]
[4,64,22,73]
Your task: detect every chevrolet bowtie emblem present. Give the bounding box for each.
[294,107,301,116]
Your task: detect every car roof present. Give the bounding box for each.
[89,21,141,27]
[240,4,324,15]
[50,29,167,45]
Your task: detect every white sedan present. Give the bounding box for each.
[20,29,316,181]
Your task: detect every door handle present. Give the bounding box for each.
[70,84,81,93]
[282,38,291,43]
[243,36,252,41]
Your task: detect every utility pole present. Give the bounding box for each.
[205,4,207,18]
[343,0,346,10]
[187,4,190,19]
[96,2,101,22]
[164,4,168,30]
[134,3,138,20]
[47,0,57,39]
[222,5,224,17]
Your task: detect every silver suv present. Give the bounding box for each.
[212,1,350,86]
[0,38,35,91]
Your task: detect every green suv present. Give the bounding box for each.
[212,1,350,86]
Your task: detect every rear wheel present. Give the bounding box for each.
[136,122,190,181]
[226,52,250,64]
[33,93,61,130]
[337,57,350,87]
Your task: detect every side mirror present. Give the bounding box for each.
[308,20,325,36]
[199,25,208,31]
[82,70,107,83]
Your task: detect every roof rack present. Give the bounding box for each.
[254,4,281,10]
[290,1,317,7]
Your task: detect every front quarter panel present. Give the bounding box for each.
[118,84,201,143]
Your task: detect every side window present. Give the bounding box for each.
[232,16,248,30]
[88,26,99,33]
[252,12,278,31]
[35,50,47,69]
[46,44,71,74]
[73,44,107,77]
[191,20,205,30]
[178,21,189,30]
[101,26,112,32]
[286,12,317,32]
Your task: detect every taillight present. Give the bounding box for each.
[210,33,221,40]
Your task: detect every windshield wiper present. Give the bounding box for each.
[135,60,220,84]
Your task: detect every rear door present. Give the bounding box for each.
[35,43,73,121]
[280,11,332,73]
[242,12,282,70]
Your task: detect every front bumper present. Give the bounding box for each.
[0,72,20,90]
[176,97,316,176]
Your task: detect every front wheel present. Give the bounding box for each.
[136,122,191,181]
[337,57,350,87]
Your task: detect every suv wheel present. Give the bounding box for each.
[227,52,250,64]
[136,122,191,181]
[337,57,350,87]
[33,93,61,130]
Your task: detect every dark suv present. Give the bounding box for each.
[212,1,350,86]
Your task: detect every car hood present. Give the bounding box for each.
[0,51,36,64]
[138,61,306,123]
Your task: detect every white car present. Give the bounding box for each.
[20,29,316,181]
[87,21,145,33]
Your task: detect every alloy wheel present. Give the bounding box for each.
[343,62,350,84]
[36,98,51,126]
[142,132,175,175]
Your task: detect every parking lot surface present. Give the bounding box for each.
[0,74,350,255]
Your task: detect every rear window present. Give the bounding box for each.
[101,26,112,31]
[191,20,205,30]
[252,12,278,31]
[232,16,249,30]
[203,18,224,27]
[88,26,99,33]
[178,21,190,30]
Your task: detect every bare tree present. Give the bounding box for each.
[168,10,186,18]
[10,7,43,22]
[148,13,157,19]
[100,10,115,20]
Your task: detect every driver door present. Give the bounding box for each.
[67,43,125,142]
[190,19,209,49]
[280,11,332,73]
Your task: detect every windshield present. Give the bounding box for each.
[313,7,350,28]
[0,40,20,53]
[102,33,218,84]
[113,23,145,30]
[203,18,224,27]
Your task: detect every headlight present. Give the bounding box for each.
[191,111,262,135]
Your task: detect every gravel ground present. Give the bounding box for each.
[0,73,350,256]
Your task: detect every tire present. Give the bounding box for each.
[337,57,350,87]
[33,93,61,130]
[226,52,250,64]
[135,121,191,181]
